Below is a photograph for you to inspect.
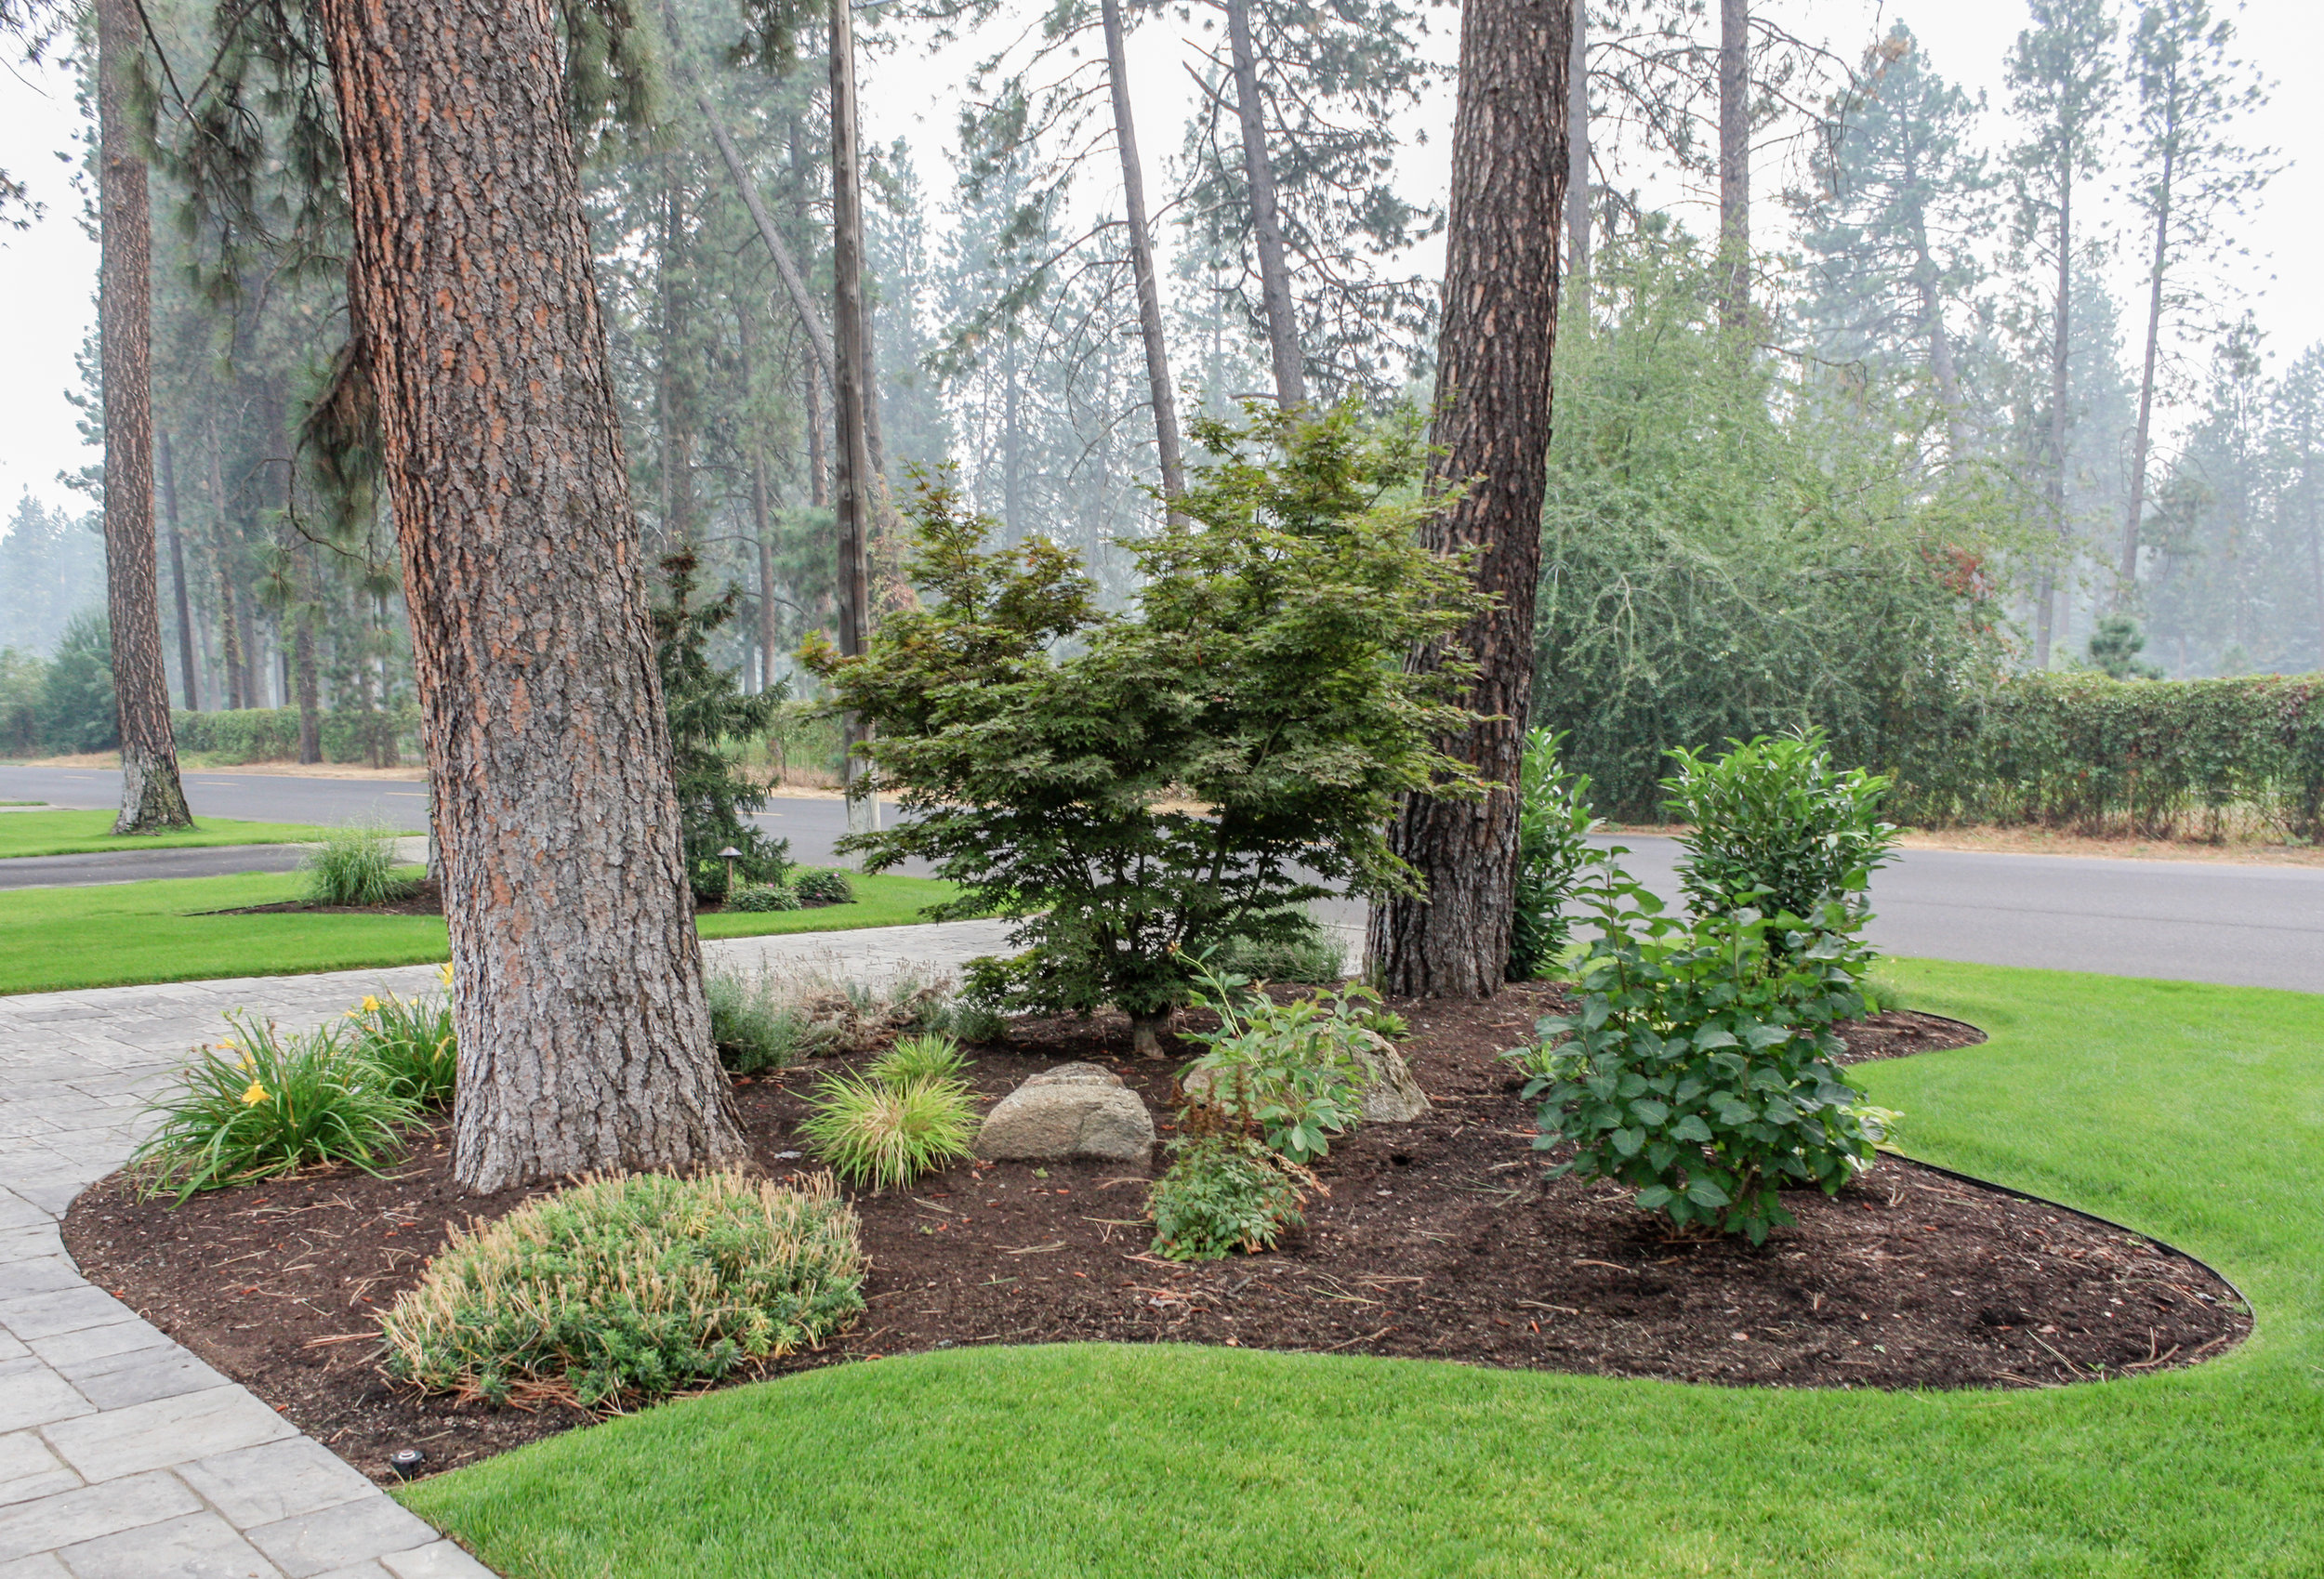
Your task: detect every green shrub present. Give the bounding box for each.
[1662,729,1896,933]
[300,821,416,908]
[1147,1134,1314,1261]
[1509,851,1887,1244]
[654,551,792,901]
[792,867,855,905]
[727,882,801,913]
[809,406,1490,1056]
[705,967,819,1074]
[1211,910,1347,983]
[941,997,1010,1045]
[131,1012,418,1201]
[871,1033,971,1090]
[1509,728,1600,980]
[378,1171,865,1409]
[799,1072,979,1190]
[40,612,115,754]
[1177,961,1369,1165]
[345,991,457,1106]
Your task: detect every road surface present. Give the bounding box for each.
[4,766,2320,994]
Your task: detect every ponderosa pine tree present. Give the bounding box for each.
[309,0,745,1190]
[1367,0,1566,997]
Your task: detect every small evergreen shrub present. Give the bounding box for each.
[1177,961,1370,1165]
[1211,910,1347,983]
[727,882,801,913]
[345,992,457,1107]
[378,1171,865,1409]
[654,549,792,901]
[300,822,416,908]
[792,867,855,905]
[1508,851,1888,1244]
[1147,1134,1314,1262]
[1509,728,1599,980]
[799,1071,979,1191]
[704,967,818,1074]
[871,1033,971,1090]
[132,1012,417,1201]
[1662,729,1896,933]
[941,997,1010,1045]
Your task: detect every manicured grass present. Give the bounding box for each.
[0,809,334,859]
[0,871,961,995]
[402,960,2324,1577]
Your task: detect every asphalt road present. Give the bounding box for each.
[7,766,2322,994]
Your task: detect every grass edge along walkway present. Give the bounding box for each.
[0,809,335,859]
[400,959,2324,1578]
[0,870,961,995]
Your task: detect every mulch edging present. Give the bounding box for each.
[61,991,2250,1485]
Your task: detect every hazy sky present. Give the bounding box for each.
[0,0,2313,517]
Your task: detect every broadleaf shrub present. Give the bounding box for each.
[792,868,855,905]
[1509,851,1888,1244]
[1509,728,1599,980]
[378,1171,865,1409]
[1177,961,1370,1165]
[1661,729,1896,932]
[1147,1134,1315,1262]
[131,1012,417,1201]
[727,882,800,913]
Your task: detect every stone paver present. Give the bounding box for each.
[0,918,1012,1576]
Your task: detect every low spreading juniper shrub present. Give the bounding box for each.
[800,1072,978,1191]
[378,1171,865,1410]
[299,822,415,908]
[131,1012,418,1201]
[791,867,856,905]
[345,992,457,1107]
[1147,1131,1317,1262]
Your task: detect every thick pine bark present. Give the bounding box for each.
[313,0,745,1192]
[156,428,198,711]
[1223,0,1306,407]
[2120,145,2173,599]
[1367,0,1566,998]
[1717,0,1750,330]
[829,0,878,847]
[1103,0,1186,505]
[1565,0,1590,283]
[96,0,191,835]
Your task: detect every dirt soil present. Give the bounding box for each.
[62,991,2249,1485]
[213,879,851,919]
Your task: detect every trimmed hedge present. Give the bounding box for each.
[172,705,421,767]
[1890,674,2324,840]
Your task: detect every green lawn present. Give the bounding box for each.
[0,809,335,859]
[0,871,961,994]
[402,960,2324,1577]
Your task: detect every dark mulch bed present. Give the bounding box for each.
[62,992,2249,1485]
[216,877,845,917]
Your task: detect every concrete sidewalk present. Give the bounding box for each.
[0,918,1011,1576]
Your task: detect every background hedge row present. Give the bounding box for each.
[171,705,422,768]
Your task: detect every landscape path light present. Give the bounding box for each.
[719,845,744,896]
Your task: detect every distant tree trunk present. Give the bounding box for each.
[313,0,745,1191]
[96,0,191,834]
[2036,159,2075,669]
[805,364,830,508]
[1003,333,1023,534]
[1103,0,1186,506]
[1565,0,1590,284]
[2120,140,2174,599]
[156,428,198,711]
[737,310,781,694]
[1717,0,1750,330]
[1223,0,1306,406]
[828,0,878,848]
[1368,0,1566,998]
[1907,211,1970,455]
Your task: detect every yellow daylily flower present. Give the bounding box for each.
[359,994,381,1013]
[241,1081,270,1106]
[437,963,455,989]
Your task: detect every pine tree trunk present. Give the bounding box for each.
[806,364,830,509]
[156,428,199,711]
[96,0,191,834]
[1717,0,1750,331]
[737,310,781,694]
[312,0,745,1192]
[1565,0,1590,284]
[1367,0,1566,999]
[1103,0,1186,506]
[829,0,878,849]
[293,570,322,764]
[2121,144,2174,600]
[2037,159,2074,669]
[1223,0,1306,407]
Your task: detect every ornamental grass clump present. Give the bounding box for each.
[299,821,416,907]
[800,1071,978,1191]
[345,992,457,1107]
[871,1032,971,1090]
[131,1011,417,1201]
[379,1171,865,1410]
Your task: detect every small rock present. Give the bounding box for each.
[975,1063,1155,1163]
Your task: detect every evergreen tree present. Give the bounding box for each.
[652,549,792,899]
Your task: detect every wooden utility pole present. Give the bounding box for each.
[1368,0,1567,997]
[96,0,191,833]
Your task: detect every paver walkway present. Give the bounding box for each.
[0,918,1013,1577]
